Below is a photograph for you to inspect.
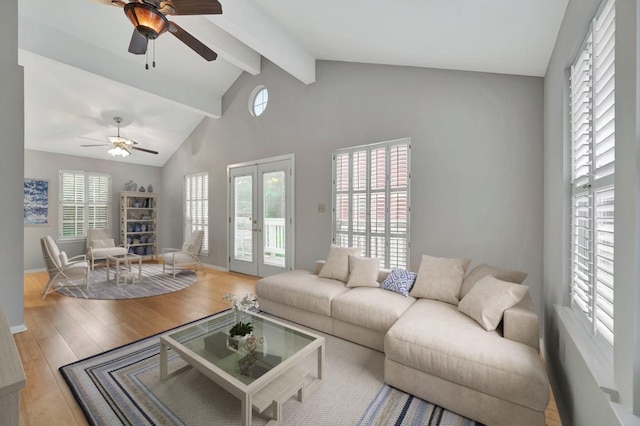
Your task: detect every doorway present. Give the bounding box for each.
[228,155,294,277]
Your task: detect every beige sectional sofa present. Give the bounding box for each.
[256,259,550,426]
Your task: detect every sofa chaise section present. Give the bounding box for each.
[384,297,549,426]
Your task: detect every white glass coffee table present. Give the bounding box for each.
[106,253,142,286]
[159,310,325,425]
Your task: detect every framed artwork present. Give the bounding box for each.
[24,178,49,226]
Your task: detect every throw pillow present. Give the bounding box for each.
[91,239,107,249]
[381,268,417,296]
[59,252,69,267]
[318,245,363,282]
[458,275,529,331]
[346,256,380,288]
[409,254,471,305]
[459,264,528,300]
[103,238,116,248]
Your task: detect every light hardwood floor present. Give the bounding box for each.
[15,266,561,425]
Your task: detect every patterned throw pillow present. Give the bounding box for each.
[381,268,417,296]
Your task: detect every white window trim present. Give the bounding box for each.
[184,172,209,255]
[58,170,112,241]
[569,0,615,357]
[331,138,411,269]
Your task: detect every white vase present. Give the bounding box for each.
[227,334,250,352]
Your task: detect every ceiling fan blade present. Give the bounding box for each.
[132,146,159,155]
[168,22,217,61]
[80,144,110,147]
[79,136,109,144]
[92,0,126,7]
[162,0,222,15]
[128,29,148,55]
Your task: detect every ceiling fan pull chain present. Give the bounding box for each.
[145,35,149,70]
[153,39,156,68]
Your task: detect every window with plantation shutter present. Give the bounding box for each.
[569,0,615,349]
[185,172,209,254]
[332,138,410,269]
[59,170,112,239]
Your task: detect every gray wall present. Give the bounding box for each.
[24,149,162,270]
[162,59,545,315]
[543,0,640,424]
[0,0,25,329]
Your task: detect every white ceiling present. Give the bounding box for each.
[18,0,569,167]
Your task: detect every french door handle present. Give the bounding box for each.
[251,228,262,232]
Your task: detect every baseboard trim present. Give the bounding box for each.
[202,263,229,272]
[10,324,27,334]
[24,268,46,274]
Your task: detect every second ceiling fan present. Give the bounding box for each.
[80,116,159,157]
[98,0,222,67]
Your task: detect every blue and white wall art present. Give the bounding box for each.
[24,178,49,225]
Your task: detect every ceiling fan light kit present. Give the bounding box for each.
[108,145,131,157]
[124,3,169,39]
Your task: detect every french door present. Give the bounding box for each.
[228,156,294,277]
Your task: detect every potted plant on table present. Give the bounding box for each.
[223,293,259,351]
[227,321,254,351]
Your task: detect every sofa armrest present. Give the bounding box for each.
[503,292,539,350]
[312,260,325,275]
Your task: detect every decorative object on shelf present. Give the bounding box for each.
[133,201,140,208]
[124,180,138,192]
[147,184,153,193]
[139,186,146,192]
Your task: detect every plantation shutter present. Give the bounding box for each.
[185,172,209,254]
[569,0,615,347]
[60,171,86,238]
[59,171,111,239]
[332,138,411,269]
[88,174,110,230]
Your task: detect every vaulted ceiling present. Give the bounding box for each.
[19,0,569,166]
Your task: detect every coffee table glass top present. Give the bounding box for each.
[166,311,318,385]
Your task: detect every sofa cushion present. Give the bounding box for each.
[460,263,528,300]
[385,299,549,411]
[381,268,417,296]
[346,256,380,288]
[91,239,115,249]
[92,247,127,259]
[332,287,416,333]
[318,245,363,282]
[256,270,350,316]
[409,254,471,305]
[458,276,528,331]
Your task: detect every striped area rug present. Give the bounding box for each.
[60,311,481,425]
[358,385,481,426]
[56,263,197,299]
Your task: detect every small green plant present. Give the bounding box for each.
[229,321,253,337]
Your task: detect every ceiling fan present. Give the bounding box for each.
[80,116,159,157]
[96,0,222,68]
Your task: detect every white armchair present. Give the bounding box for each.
[86,228,128,270]
[162,230,205,278]
[40,236,90,299]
